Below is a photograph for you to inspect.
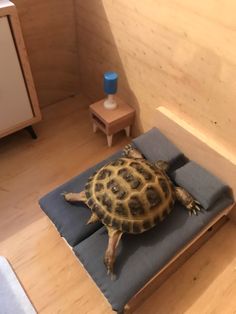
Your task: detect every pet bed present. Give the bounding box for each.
[39,128,234,313]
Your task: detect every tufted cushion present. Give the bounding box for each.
[173,161,232,209]
[132,127,186,169]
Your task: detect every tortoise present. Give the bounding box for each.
[64,145,202,278]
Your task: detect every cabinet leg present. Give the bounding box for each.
[107,135,113,147]
[25,125,37,139]
[125,126,131,137]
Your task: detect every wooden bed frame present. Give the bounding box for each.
[124,106,236,313]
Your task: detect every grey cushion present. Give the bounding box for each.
[132,127,186,169]
[39,129,184,247]
[173,161,231,209]
[39,151,122,246]
[74,183,233,312]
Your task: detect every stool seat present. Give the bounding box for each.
[89,97,135,147]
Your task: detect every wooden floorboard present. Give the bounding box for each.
[0,95,236,313]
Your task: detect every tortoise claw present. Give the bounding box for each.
[189,208,197,216]
[104,260,116,281]
[188,200,203,216]
[107,270,116,281]
[195,205,202,212]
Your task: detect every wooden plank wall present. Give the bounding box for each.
[12,0,79,107]
[75,0,236,156]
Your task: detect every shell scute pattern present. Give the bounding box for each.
[85,157,175,234]
[115,203,129,217]
[146,186,162,208]
[128,196,145,216]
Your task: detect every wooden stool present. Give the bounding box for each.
[89,97,135,147]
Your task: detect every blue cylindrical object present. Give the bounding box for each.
[103,72,118,95]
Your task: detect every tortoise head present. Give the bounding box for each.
[155,160,170,172]
[122,144,144,159]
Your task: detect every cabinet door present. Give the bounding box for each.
[0,16,33,131]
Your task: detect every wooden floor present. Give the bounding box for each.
[0,95,236,314]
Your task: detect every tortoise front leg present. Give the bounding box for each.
[175,186,202,215]
[63,191,86,202]
[104,227,123,280]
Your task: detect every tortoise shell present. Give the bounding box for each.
[84,157,175,234]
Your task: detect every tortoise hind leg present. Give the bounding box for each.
[63,191,86,202]
[104,227,123,280]
[175,186,202,215]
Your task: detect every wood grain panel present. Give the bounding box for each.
[75,0,236,155]
[12,0,79,106]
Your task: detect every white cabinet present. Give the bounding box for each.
[0,16,33,130]
[0,1,41,138]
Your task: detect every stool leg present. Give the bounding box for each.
[107,135,113,147]
[93,122,98,133]
[125,126,131,137]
